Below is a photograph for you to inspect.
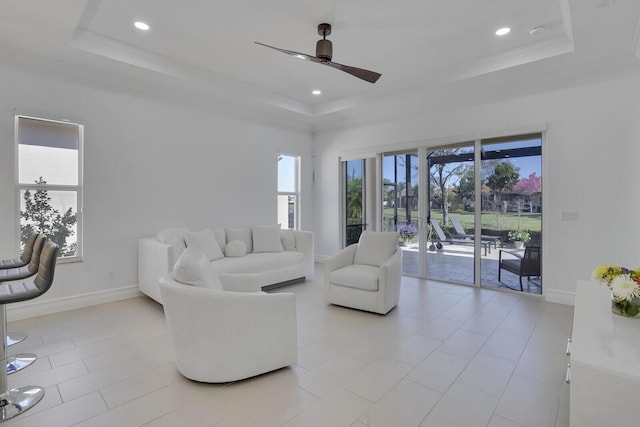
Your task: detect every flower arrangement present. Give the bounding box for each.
[398,223,418,241]
[507,229,530,243]
[592,265,640,317]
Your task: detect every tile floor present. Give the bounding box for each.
[4,264,572,426]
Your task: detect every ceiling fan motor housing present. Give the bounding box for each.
[316,39,333,61]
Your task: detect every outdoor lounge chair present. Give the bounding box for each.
[450,217,500,249]
[430,218,489,256]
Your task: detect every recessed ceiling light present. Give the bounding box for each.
[134,21,150,31]
[312,89,322,96]
[495,27,511,36]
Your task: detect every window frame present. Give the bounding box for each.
[15,114,84,263]
[277,153,300,230]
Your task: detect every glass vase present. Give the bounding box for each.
[611,295,640,318]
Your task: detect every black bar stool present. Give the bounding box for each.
[0,240,59,421]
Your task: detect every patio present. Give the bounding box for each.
[401,243,542,295]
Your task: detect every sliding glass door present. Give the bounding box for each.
[382,152,419,276]
[340,133,543,295]
[344,159,366,245]
[423,135,542,293]
[480,136,542,293]
[425,144,476,286]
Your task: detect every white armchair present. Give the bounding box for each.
[324,231,402,315]
[159,273,297,383]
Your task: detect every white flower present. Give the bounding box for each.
[610,274,640,301]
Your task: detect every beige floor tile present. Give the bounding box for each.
[74,380,199,427]
[345,357,412,402]
[388,334,442,366]
[359,379,441,427]
[298,354,365,398]
[282,389,370,427]
[420,383,499,427]
[487,414,526,426]
[48,336,125,368]
[515,345,566,386]
[415,316,463,341]
[480,331,529,362]
[7,392,107,427]
[99,362,180,409]
[407,350,470,392]
[11,360,88,390]
[456,352,516,397]
[296,339,343,370]
[460,312,504,335]
[494,374,562,427]
[438,329,489,359]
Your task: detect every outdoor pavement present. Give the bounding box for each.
[401,243,542,295]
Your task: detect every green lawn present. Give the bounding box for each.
[384,208,541,232]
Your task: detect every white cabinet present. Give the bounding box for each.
[570,280,640,426]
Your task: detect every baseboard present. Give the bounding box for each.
[545,288,575,306]
[7,285,142,321]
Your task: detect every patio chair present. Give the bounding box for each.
[450,217,500,249]
[430,218,489,256]
[498,245,541,291]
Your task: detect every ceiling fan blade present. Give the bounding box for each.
[254,42,323,64]
[323,61,382,84]
[255,41,382,84]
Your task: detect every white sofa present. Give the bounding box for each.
[139,226,314,304]
[159,247,297,382]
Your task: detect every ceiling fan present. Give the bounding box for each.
[255,23,381,84]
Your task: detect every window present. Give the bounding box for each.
[277,154,300,229]
[16,115,83,261]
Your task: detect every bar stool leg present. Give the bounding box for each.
[6,333,27,346]
[0,305,44,421]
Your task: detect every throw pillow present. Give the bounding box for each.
[225,240,246,257]
[354,231,400,267]
[252,224,284,253]
[173,246,223,290]
[157,227,189,255]
[226,227,253,253]
[212,227,226,252]
[281,229,296,251]
[184,228,224,261]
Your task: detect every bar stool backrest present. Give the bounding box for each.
[26,235,48,277]
[34,241,59,293]
[19,233,39,265]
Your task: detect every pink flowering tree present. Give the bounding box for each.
[513,173,541,213]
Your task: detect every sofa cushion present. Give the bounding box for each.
[212,227,227,252]
[329,264,380,292]
[173,247,223,290]
[225,240,246,258]
[226,227,252,254]
[281,229,296,251]
[253,224,284,253]
[184,228,224,261]
[354,231,399,267]
[214,251,304,275]
[157,227,189,255]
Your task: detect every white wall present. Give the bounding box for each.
[0,65,313,317]
[314,73,640,304]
